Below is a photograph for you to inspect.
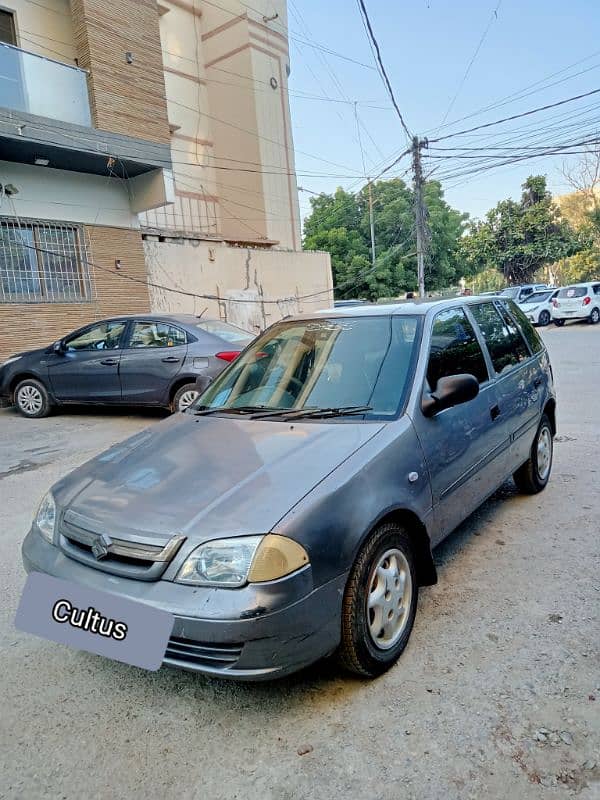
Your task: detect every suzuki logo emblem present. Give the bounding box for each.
[91,533,112,560]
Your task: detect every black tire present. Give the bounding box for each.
[14,378,52,419]
[589,307,600,325]
[553,318,565,327]
[538,310,551,326]
[513,414,553,494]
[337,522,418,678]
[171,382,200,413]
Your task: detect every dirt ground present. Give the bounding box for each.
[0,323,598,800]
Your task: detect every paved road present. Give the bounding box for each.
[1,324,598,799]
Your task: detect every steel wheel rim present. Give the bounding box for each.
[17,385,43,414]
[537,426,552,480]
[592,309,600,323]
[366,548,412,650]
[178,389,199,411]
[540,311,550,325]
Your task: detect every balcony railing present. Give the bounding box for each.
[0,41,91,127]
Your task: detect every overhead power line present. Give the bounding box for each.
[355,0,412,140]
[428,87,600,143]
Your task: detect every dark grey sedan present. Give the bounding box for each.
[0,314,252,417]
[22,297,555,680]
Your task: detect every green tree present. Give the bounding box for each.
[461,176,581,284]
[303,179,467,300]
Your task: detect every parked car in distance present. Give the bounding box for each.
[551,282,600,326]
[333,299,368,308]
[23,297,556,680]
[500,284,548,303]
[518,288,560,326]
[0,314,253,418]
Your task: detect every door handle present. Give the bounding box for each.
[100,358,119,366]
[161,356,181,363]
[490,404,501,421]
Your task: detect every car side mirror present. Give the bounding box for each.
[422,373,479,417]
[53,340,66,354]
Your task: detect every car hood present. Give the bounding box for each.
[55,412,386,543]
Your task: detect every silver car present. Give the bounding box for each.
[23,297,556,680]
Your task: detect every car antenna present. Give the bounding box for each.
[196,307,209,319]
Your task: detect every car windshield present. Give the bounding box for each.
[500,287,520,299]
[195,319,252,343]
[195,315,420,418]
[522,291,552,304]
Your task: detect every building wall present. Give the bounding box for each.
[0,225,149,361]
[0,160,138,229]
[69,0,171,144]
[144,239,333,333]
[3,0,77,63]
[140,0,301,250]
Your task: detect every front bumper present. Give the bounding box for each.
[22,528,346,680]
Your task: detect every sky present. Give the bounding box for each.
[285,0,600,225]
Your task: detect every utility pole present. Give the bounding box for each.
[412,135,428,298]
[368,180,376,267]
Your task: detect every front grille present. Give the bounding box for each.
[58,510,186,581]
[164,637,243,669]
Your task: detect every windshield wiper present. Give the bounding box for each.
[257,405,373,420]
[193,405,283,416]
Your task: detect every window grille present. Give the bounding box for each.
[0,218,93,303]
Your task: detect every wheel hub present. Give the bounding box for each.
[367,548,412,650]
[178,389,199,411]
[18,385,43,415]
[537,426,552,480]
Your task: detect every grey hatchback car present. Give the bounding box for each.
[22,297,556,679]
[0,314,252,416]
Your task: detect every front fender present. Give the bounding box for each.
[273,418,434,587]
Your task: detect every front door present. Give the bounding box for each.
[412,307,506,542]
[47,320,126,402]
[119,320,188,405]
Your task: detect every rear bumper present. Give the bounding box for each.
[22,528,345,680]
[552,310,588,320]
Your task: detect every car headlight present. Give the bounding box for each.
[35,491,56,543]
[175,534,309,587]
[1,355,21,368]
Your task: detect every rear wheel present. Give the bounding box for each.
[538,309,551,326]
[338,522,418,677]
[553,318,565,327]
[589,307,600,325]
[171,382,199,413]
[513,414,553,494]
[14,378,52,418]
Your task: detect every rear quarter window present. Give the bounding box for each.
[503,301,544,354]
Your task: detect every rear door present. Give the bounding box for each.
[469,300,543,472]
[119,320,188,404]
[412,306,505,540]
[47,320,126,401]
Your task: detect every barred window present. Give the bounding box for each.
[0,219,92,303]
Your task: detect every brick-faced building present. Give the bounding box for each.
[0,0,332,361]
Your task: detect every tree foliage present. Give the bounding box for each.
[460,176,581,285]
[303,179,467,300]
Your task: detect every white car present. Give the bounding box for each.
[552,282,600,326]
[518,289,559,326]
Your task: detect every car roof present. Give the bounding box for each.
[95,313,219,328]
[288,296,508,321]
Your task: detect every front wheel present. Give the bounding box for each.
[513,414,553,494]
[171,382,200,413]
[589,307,600,325]
[337,522,418,677]
[538,310,551,326]
[14,378,52,418]
[553,318,565,327]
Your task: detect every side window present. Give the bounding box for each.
[0,10,17,45]
[66,321,126,351]
[504,301,544,355]
[426,307,489,390]
[129,321,187,349]
[593,284,600,296]
[470,302,530,375]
